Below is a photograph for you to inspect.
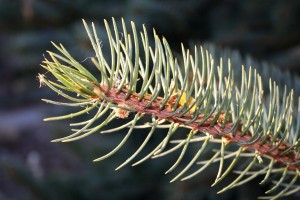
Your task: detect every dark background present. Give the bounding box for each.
[1,0,300,200]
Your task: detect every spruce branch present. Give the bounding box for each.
[39,18,300,199]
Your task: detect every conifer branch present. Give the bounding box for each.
[39,18,300,199]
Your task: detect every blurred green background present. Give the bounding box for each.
[1,0,300,200]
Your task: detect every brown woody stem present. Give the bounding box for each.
[92,84,300,171]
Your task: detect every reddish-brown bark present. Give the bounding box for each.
[92,84,300,171]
